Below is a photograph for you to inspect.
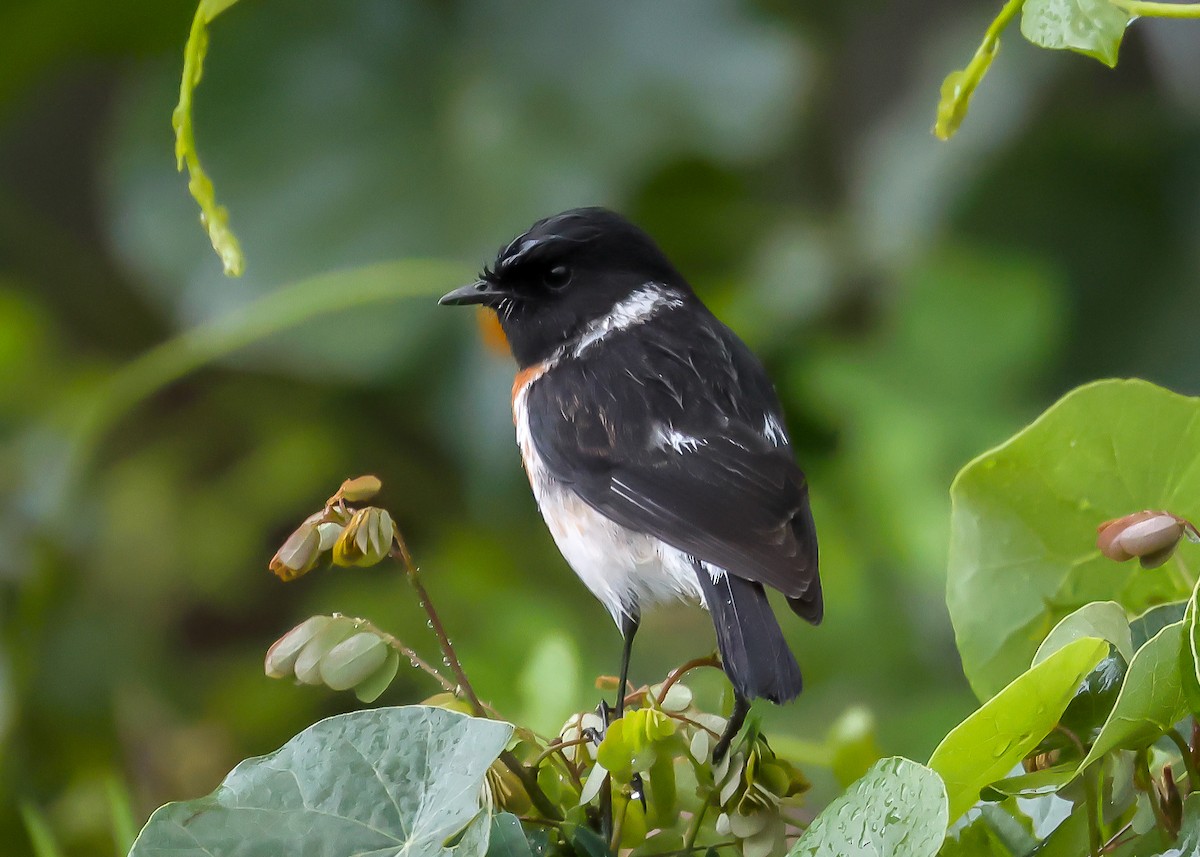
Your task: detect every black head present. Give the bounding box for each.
[439,207,692,367]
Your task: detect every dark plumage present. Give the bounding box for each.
[440,207,821,758]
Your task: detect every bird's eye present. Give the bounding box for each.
[544,265,572,291]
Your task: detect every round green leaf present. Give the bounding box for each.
[1020,0,1132,68]
[1033,601,1133,666]
[485,813,534,857]
[1078,621,1190,770]
[788,757,948,857]
[129,706,513,857]
[929,636,1107,822]
[948,379,1200,700]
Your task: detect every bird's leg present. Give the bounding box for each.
[615,610,639,718]
[600,611,640,851]
[712,693,751,764]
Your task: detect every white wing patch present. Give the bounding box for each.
[763,413,787,446]
[653,423,707,454]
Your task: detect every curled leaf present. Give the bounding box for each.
[933,0,1021,140]
[338,475,383,503]
[173,0,246,276]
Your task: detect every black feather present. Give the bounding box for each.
[693,565,802,704]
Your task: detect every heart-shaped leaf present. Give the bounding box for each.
[129,706,513,857]
[948,379,1200,700]
[788,757,948,857]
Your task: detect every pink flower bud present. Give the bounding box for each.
[1096,511,1198,569]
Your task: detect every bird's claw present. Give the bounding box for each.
[628,773,647,812]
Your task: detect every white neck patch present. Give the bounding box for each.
[571,284,684,358]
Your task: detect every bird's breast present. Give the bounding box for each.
[512,367,708,624]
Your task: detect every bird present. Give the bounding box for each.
[440,207,821,761]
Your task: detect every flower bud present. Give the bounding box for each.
[1097,511,1198,569]
[265,616,332,678]
[332,507,395,567]
[338,475,382,503]
[319,632,389,691]
[293,618,357,685]
[269,520,322,581]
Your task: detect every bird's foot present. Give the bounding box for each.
[712,694,752,764]
[628,772,647,812]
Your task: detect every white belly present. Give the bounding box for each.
[514,382,707,625]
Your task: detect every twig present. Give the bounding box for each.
[1098,820,1134,854]
[391,542,486,716]
[389,538,562,820]
[352,618,455,693]
[532,737,592,768]
[657,654,722,705]
[1167,728,1199,786]
[683,791,715,852]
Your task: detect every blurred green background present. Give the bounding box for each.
[1,0,1198,853]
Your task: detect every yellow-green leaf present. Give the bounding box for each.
[173,0,246,276]
[928,636,1107,822]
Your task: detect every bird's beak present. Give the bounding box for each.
[438,279,510,306]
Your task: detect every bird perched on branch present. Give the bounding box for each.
[440,207,821,760]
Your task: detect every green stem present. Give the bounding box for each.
[1167,728,1199,786]
[1058,726,1101,855]
[609,797,627,853]
[1138,751,1173,836]
[390,542,563,822]
[353,618,455,692]
[682,791,714,852]
[1110,0,1200,16]
[933,0,1026,139]
[49,259,469,495]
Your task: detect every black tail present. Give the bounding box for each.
[694,565,802,704]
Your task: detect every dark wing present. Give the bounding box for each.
[527,312,821,622]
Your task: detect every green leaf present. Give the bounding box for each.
[1131,601,1188,651]
[982,764,1078,799]
[1056,650,1127,743]
[129,706,513,857]
[937,813,1013,856]
[173,0,246,275]
[1020,0,1132,68]
[1034,601,1133,665]
[485,814,534,857]
[790,757,948,857]
[948,379,1200,700]
[928,637,1107,822]
[1078,621,1190,769]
